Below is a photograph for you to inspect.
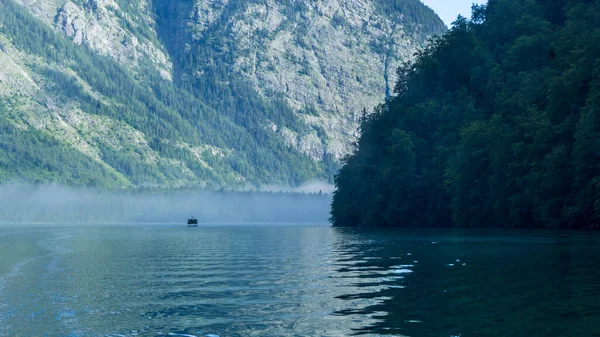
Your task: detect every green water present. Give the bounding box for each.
[0,225,598,336]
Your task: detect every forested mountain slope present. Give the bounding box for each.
[331,0,600,229]
[0,0,444,189]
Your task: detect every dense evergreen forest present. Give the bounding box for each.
[331,0,600,229]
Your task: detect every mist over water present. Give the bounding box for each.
[0,184,332,224]
[257,179,335,194]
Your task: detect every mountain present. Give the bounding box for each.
[331,0,600,229]
[0,0,444,189]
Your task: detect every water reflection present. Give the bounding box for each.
[331,228,600,337]
[0,226,599,337]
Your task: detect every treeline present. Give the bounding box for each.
[0,0,322,188]
[331,0,600,229]
[376,0,446,36]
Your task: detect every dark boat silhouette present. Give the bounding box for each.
[187,217,198,227]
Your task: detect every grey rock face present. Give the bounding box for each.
[189,0,230,39]
[184,0,441,160]
[55,2,85,44]
[15,0,172,79]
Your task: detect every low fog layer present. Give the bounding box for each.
[258,180,335,194]
[0,184,332,224]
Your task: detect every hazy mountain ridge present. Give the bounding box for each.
[0,0,444,188]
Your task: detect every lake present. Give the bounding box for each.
[0,225,599,337]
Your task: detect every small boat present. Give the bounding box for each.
[187,217,198,227]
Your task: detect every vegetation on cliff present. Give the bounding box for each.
[0,0,445,189]
[0,0,319,188]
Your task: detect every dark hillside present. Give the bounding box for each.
[331,0,600,229]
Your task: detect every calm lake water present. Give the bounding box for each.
[0,225,599,337]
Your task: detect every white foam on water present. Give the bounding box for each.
[405,320,422,323]
[392,269,413,274]
[206,334,220,337]
[0,256,44,288]
[446,264,455,267]
[0,254,47,331]
[392,265,414,268]
[406,253,412,256]
[167,333,198,337]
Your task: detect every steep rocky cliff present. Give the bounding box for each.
[153,0,445,160]
[17,0,172,78]
[0,0,445,188]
